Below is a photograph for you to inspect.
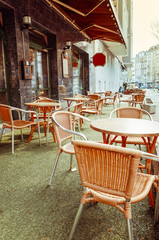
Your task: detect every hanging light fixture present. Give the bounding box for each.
[23,15,31,28]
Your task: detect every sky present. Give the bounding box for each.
[133,0,159,57]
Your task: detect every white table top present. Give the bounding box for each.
[90,118,159,137]
[25,102,60,107]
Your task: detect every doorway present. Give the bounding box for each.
[0,12,9,105]
[29,43,50,100]
[72,46,89,97]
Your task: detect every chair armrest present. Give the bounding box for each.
[141,152,159,162]
[109,108,116,118]
[11,107,39,122]
[142,109,153,121]
[69,112,92,123]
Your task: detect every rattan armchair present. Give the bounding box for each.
[109,107,152,146]
[68,140,159,240]
[35,97,61,141]
[105,90,112,96]
[48,111,91,185]
[0,104,41,154]
[131,94,145,108]
[109,107,153,172]
[81,98,104,117]
[104,94,117,108]
[71,102,84,129]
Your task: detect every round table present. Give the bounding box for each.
[90,118,159,148]
[64,97,89,110]
[25,102,61,142]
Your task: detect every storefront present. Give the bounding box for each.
[0,0,126,108]
[0,0,88,108]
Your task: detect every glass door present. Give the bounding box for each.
[29,44,50,100]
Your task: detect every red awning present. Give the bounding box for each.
[45,0,126,46]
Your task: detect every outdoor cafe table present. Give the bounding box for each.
[25,102,60,141]
[90,117,159,208]
[64,97,90,110]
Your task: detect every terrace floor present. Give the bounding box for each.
[1,89,159,240]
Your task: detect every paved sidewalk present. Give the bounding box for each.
[145,89,159,121]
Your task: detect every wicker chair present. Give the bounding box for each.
[109,107,152,142]
[118,94,132,107]
[109,107,153,172]
[48,111,91,185]
[88,94,101,100]
[68,140,159,240]
[105,91,112,96]
[0,104,41,154]
[131,94,145,108]
[86,94,101,109]
[71,102,84,129]
[81,98,104,117]
[109,107,152,146]
[34,97,61,141]
[104,94,117,108]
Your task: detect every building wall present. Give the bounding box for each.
[113,0,133,88]
[133,44,159,88]
[0,0,87,108]
[76,40,122,94]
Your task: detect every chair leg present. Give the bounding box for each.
[46,123,49,146]
[20,129,24,141]
[70,154,73,170]
[0,127,4,142]
[12,128,14,154]
[37,123,41,146]
[127,218,134,240]
[154,190,159,224]
[49,150,61,185]
[70,154,77,172]
[68,203,84,240]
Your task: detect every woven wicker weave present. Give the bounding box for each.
[81,98,104,116]
[68,140,157,240]
[109,107,152,146]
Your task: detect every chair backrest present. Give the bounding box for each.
[105,91,112,96]
[75,94,86,98]
[113,94,117,103]
[73,102,83,124]
[96,98,104,113]
[73,102,83,115]
[73,140,141,198]
[35,97,59,112]
[142,90,146,95]
[109,107,152,120]
[132,94,145,103]
[0,104,12,125]
[52,111,73,145]
[36,97,54,102]
[88,94,101,100]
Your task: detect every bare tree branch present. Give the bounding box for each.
[151,20,159,41]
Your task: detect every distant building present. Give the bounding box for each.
[133,44,159,88]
